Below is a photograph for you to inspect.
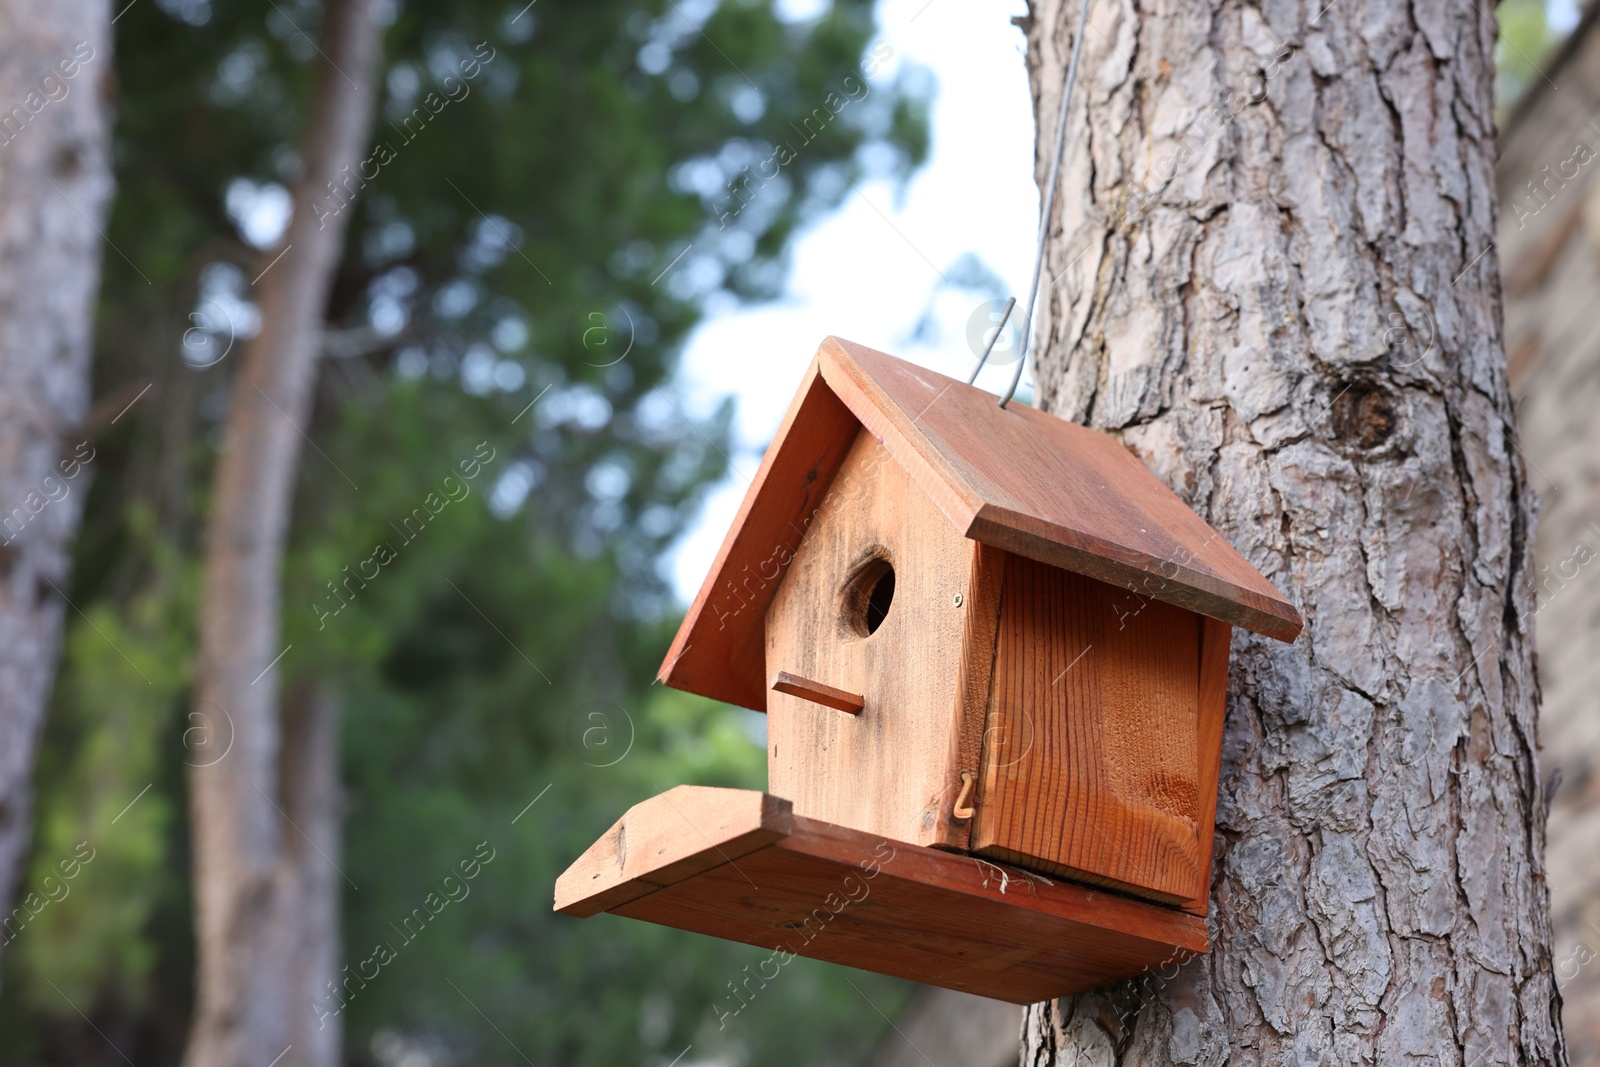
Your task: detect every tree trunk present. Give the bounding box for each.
[281,685,343,1067]
[183,1,379,1063]
[0,0,112,965]
[1016,1,1564,1063]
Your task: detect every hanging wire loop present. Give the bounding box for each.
[980,0,1091,409]
[967,296,1017,385]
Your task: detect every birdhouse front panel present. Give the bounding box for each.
[969,553,1211,905]
[764,426,972,852]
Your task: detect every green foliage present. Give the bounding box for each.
[1496,0,1557,112]
[1,0,927,1063]
[10,594,186,1013]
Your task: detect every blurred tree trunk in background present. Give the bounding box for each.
[281,685,343,1067]
[1017,1,1564,1063]
[0,0,111,966]
[183,0,379,1063]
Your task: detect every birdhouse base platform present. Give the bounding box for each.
[554,786,1207,1004]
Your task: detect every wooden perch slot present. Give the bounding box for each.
[770,671,864,715]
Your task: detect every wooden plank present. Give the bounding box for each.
[553,786,792,917]
[657,357,861,711]
[931,540,1007,851]
[817,337,1302,642]
[1182,617,1232,916]
[564,799,1207,1005]
[972,557,1204,904]
[765,429,972,850]
[778,813,1206,960]
[770,671,864,714]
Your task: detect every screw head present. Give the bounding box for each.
[952,593,964,607]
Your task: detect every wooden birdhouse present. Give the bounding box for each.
[555,337,1301,1003]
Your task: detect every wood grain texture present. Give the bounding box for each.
[931,541,1008,851]
[1181,618,1231,916]
[972,556,1203,905]
[556,787,1207,1004]
[817,337,1302,642]
[554,786,792,917]
[770,671,864,714]
[766,428,971,850]
[658,358,860,710]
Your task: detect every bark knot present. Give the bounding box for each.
[1331,384,1398,450]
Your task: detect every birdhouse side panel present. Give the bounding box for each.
[1188,615,1232,915]
[929,539,1009,851]
[972,555,1205,904]
[765,427,971,850]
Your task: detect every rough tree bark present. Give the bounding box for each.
[0,0,111,963]
[1016,1,1564,1063]
[183,1,379,1063]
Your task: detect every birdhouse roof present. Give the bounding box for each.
[660,337,1302,711]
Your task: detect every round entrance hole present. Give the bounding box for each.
[842,558,895,637]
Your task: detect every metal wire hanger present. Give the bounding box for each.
[969,0,1091,409]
